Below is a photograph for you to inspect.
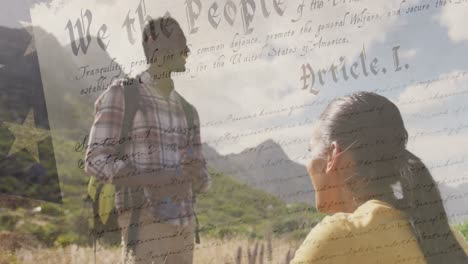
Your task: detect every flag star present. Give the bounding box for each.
[3,109,50,162]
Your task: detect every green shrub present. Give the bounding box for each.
[454,221,468,240]
[19,222,59,246]
[0,213,18,231]
[41,203,64,217]
[55,232,80,247]
[272,218,302,234]
[0,250,21,264]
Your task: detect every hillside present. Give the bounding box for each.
[0,135,325,249]
[438,182,468,224]
[0,26,62,203]
[202,140,315,204]
[195,169,322,240]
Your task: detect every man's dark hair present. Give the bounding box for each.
[141,16,186,63]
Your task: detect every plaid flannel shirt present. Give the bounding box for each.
[84,77,211,226]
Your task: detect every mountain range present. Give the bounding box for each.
[438,182,468,224]
[202,140,316,205]
[202,140,468,223]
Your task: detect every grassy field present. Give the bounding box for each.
[1,136,467,264]
[0,146,320,264]
[1,237,300,264]
[2,223,468,264]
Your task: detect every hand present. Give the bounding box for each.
[180,145,196,166]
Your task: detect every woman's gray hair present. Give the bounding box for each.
[315,91,467,264]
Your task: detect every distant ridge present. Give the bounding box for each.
[202,140,315,204]
[438,182,468,224]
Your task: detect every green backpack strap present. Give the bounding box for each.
[120,78,143,259]
[89,78,141,222]
[119,78,141,153]
[87,77,142,263]
[87,77,141,190]
[118,76,142,212]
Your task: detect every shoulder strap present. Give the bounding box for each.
[121,78,141,140]
[178,93,196,150]
[120,78,143,258]
[91,78,141,264]
[178,94,194,135]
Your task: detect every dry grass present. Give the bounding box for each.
[193,238,298,264]
[3,238,299,264]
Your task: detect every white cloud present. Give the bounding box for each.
[396,71,468,115]
[396,71,468,188]
[407,132,468,187]
[436,2,468,43]
[399,48,418,60]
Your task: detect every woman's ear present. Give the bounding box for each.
[326,141,341,174]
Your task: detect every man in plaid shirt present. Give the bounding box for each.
[84,17,211,264]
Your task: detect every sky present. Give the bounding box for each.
[24,0,468,191]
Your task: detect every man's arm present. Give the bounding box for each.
[84,80,130,184]
[182,107,211,193]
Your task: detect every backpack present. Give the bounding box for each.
[86,77,201,260]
